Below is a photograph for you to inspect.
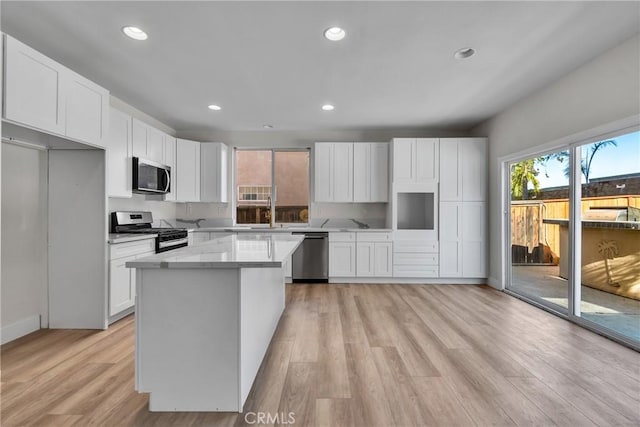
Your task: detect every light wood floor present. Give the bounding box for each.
[2,284,639,426]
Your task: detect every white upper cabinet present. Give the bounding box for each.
[314,142,353,203]
[176,138,201,202]
[4,35,66,135]
[392,138,438,184]
[106,107,132,198]
[316,142,387,203]
[3,34,108,147]
[333,143,353,202]
[164,134,177,202]
[461,138,488,201]
[200,142,228,203]
[132,118,166,164]
[146,126,165,164]
[65,71,109,147]
[354,143,389,203]
[439,140,462,201]
[440,138,487,202]
[314,143,333,202]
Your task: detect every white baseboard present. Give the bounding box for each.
[1,315,41,345]
[328,277,488,285]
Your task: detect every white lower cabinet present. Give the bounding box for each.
[329,242,356,277]
[393,239,439,278]
[109,238,155,319]
[438,201,487,278]
[356,232,393,277]
[109,255,136,317]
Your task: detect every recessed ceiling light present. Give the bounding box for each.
[263,124,274,129]
[454,47,475,59]
[321,104,335,111]
[324,27,346,41]
[207,104,222,111]
[122,26,148,41]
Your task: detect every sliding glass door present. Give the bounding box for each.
[506,130,640,347]
[576,134,640,342]
[508,149,570,313]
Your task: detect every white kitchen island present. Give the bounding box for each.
[126,233,303,412]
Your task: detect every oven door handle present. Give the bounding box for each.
[158,237,188,248]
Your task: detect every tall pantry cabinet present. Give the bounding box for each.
[438,138,488,278]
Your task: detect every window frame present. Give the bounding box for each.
[233,147,310,227]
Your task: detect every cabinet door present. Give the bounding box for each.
[109,256,135,316]
[329,242,356,277]
[131,118,147,159]
[106,108,132,198]
[201,143,228,203]
[374,242,393,277]
[314,143,333,202]
[461,139,488,202]
[176,139,201,202]
[65,71,109,146]
[353,143,370,202]
[370,143,389,202]
[392,138,415,183]
[146,126,165,164]
[356,242,375,277]
[462,202,487,277]
[439,202,463,277]
[439,139,462,201]
[4,35,66,135]
[164,135,177,201]
[332,143,353,202]
[415,138,439,183]
[192,232,211,244]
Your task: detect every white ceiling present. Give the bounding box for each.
[2,1,639,133]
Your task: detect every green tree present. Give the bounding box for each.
[511,159,541,200]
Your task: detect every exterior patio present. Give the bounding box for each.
[511,265,640,341]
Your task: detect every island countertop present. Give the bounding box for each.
[126,233,303,269]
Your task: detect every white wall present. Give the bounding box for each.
[175,128,468,223]
[472,34,640,289]
[1,143,48,341]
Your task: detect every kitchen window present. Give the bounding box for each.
[235,149,310,225]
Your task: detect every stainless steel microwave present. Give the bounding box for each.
[132,157,171,194]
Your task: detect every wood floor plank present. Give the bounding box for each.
[315,312,351,398]
[2,284,638,427]
[277,362,317,427]
[315,398,352,427]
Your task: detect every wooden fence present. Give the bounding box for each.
[511,195,640,263]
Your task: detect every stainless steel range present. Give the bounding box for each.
[111,211,188,253]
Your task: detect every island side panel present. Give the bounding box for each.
[136,268,241,412]
[239,267,287,408]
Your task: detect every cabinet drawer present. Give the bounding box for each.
[110,239,155,260]
[356,232,391,242]
[393,265,439,278]
[329,232,356,242]
[393,240,438,253]
[394,252,438,266]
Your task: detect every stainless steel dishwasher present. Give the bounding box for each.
[292,232,329,282]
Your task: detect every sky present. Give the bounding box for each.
[535,131,640,189]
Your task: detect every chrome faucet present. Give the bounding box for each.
[266,196,274,228]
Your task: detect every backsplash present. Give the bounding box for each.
[108,195,177,228]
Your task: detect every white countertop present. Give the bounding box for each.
[126,233,304,269]
[189,226,392,233]
[108,233,158,244]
